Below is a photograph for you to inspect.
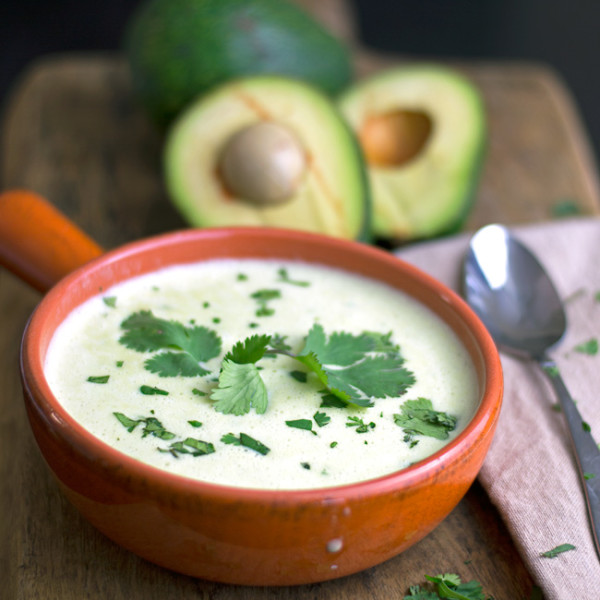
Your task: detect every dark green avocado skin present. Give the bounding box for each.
[124,0,353,126]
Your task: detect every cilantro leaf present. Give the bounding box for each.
[211,360,268,415]
[225,334,271,364]
[394,398,457,442]
[87,375,110,384]
[119,311,221,377]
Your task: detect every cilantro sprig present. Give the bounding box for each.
[210,325,415,416]
[119,310,221,377]
[405,573,492,599]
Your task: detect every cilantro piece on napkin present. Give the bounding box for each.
[540,543,576,558]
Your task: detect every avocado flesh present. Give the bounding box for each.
[164,77,370,241]
[339,65,486,241]
[124,0,353,126]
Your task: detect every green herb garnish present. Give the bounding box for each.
[140,385,169,396]
[119,310,221,377]
[103,296,117,308]
[251,289,281,317]
[188,420,202,428]
[87,375,110,384]
[113,413,175,440]
[574,338,598,355]
[210,326,414,416]
[221,432,270,455]
[161,437,215,457]
[403,573,492,599]
[540,543,576,558]
[277,268,310,287]
[346,416,375,433]
[394,398,457,443]
[286,418,316,434]
[313,411,330,427]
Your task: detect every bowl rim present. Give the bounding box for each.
[21,226,502,504]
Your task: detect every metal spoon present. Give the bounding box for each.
[463,223,600,558]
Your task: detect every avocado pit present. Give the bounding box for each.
[360,110,432,168]
[218,121,307,206]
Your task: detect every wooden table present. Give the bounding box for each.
[2,4,599,598]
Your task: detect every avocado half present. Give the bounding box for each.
[339,65,486,241]
[124,0,353,126]
[164,76,370,241]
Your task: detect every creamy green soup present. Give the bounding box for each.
[44,259,478,490]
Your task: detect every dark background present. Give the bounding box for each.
[1,0,599,162]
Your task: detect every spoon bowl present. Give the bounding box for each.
[464,223,600,558]
[464,224,566,358]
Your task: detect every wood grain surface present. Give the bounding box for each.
[1,3,599,598]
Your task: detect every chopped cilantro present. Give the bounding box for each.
[87,375,110,384]
[346,416,375,433]
[103,296,117,308]
[290,370,308,383]
[119,310,221,377]
[116,360,124,368]
[221,432,270,455]
[583,421,592,433]
[251,289,281,317]
[114,412,140,432]
[140,385,169,396]
[161,437,215,457]
[540,543,576,558]
[192,388,206,397]
[313,411,330,427]
[301,462,311,469]
[188,420,202,428]
[277,268,310,287]
[286,419,316,434]
[584,472,596,480]
[394,398,457,443]
[330,441,338,448]
[237,273,248,281]
[113,413,175,441]
[574,338,598,355]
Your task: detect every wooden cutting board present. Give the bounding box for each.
[1,3,599,598]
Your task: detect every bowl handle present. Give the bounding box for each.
[0,190,104,293]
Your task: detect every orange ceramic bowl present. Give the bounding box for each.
[16,212,502,586]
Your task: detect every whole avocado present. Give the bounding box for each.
[124,0,354,126]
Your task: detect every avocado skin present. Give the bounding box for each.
[124,0,353,126]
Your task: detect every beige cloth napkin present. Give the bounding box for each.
[395,217,600,600]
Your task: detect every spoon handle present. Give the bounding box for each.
[539,355,600,557]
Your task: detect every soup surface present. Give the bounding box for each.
[44,259,478,490]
